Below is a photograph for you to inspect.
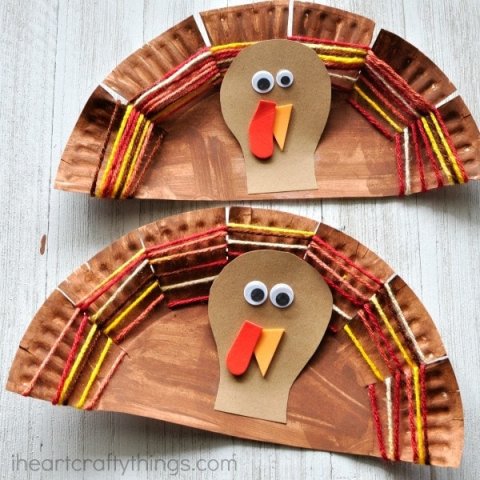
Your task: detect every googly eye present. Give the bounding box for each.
[251,70,274,94]
[270,283,294,308]
[276,69,294,88]
[244,280,268,306]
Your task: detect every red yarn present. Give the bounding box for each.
[323,61,365,70]
[139,56,214,108]
[405,372,419,462]
[146,226,227,257]
[363,304,402,370]
[142,64,216,113]
[366,53,431,113]
[167,295,210,309]
[212,49,243,61]
[358,310,394,373]
[305,251,369,304]
[393,370,402,461]
[160,259,228,278]
[124,128,165,198]
[363,66,416,123]
[113,117,147,199]
[312,235,383,286]
[228,225,313,241]
[22,308,81,397]
[77,253,147,310]
[419,364,430,463]
[367,383,388,460]
[309,241,379,292]
[432,108,468,182]
[51,312,90,405]
[394,133,406,196]
[328,323,340,334]
[152,47,209,83]
[417,118,444,188]
[288,35,370,50]
[411,123,427,192]
[348,98,395,140]
[114,294,165,343]
[359,76,410,125]
[152,77,219,122]
[132,47,211,104]
[227,250,243,258]
[83,350,127,410]
[108,108,141,195]
[103,108,141,197]
[318,274,365,307]
[91,101,121,196]
[143,61,219,115]
[142,60,218,113]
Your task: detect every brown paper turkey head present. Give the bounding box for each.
[220,40,332,194]
[208,250,333,423]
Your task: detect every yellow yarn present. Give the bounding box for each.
[58,323,98,405]
[372,296,414,369]
[344,324,384,382]
[371,297,426,463]
[210,41,367,59]
[210,42,367,63]
[354,85,403,133]
[91,249,146,296]
[429,112,465,184]
[97,104,133,196]
[103,281,160,334]
[413,366,426,464]
[420,116,454,185]
[319,54,366,65]
[121,122,153,198]
[75,338,113,409]
[210,42,255,52]
[227,223,315,238]
[111,113,146,198]
[303,43,367,55]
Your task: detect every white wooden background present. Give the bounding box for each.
[1,0,479,479]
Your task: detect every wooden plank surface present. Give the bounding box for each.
[0,0,479,478]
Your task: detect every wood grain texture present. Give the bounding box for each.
[1,0,480,479]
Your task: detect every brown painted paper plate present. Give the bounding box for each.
[54,1,480,200]
[7,207,463,467]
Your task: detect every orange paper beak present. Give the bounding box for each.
[273,104,293,151]
[249,100,293,159]
[254,328,285,377]
[226,320,285,377]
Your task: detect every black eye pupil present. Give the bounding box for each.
[280,75,291,86]
[257,78,271,91]
[251,288,265,302]
[276,292,290,307]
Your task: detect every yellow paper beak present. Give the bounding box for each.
[273,104,293,151]
[254,328,285,377]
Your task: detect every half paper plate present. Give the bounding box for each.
[8,207,463,467]
[54,1,480,200]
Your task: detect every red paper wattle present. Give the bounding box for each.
[226,321,263,375]
[248,100,276,159]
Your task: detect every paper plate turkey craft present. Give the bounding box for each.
[55,1,480,199]
[8,207,463,467]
